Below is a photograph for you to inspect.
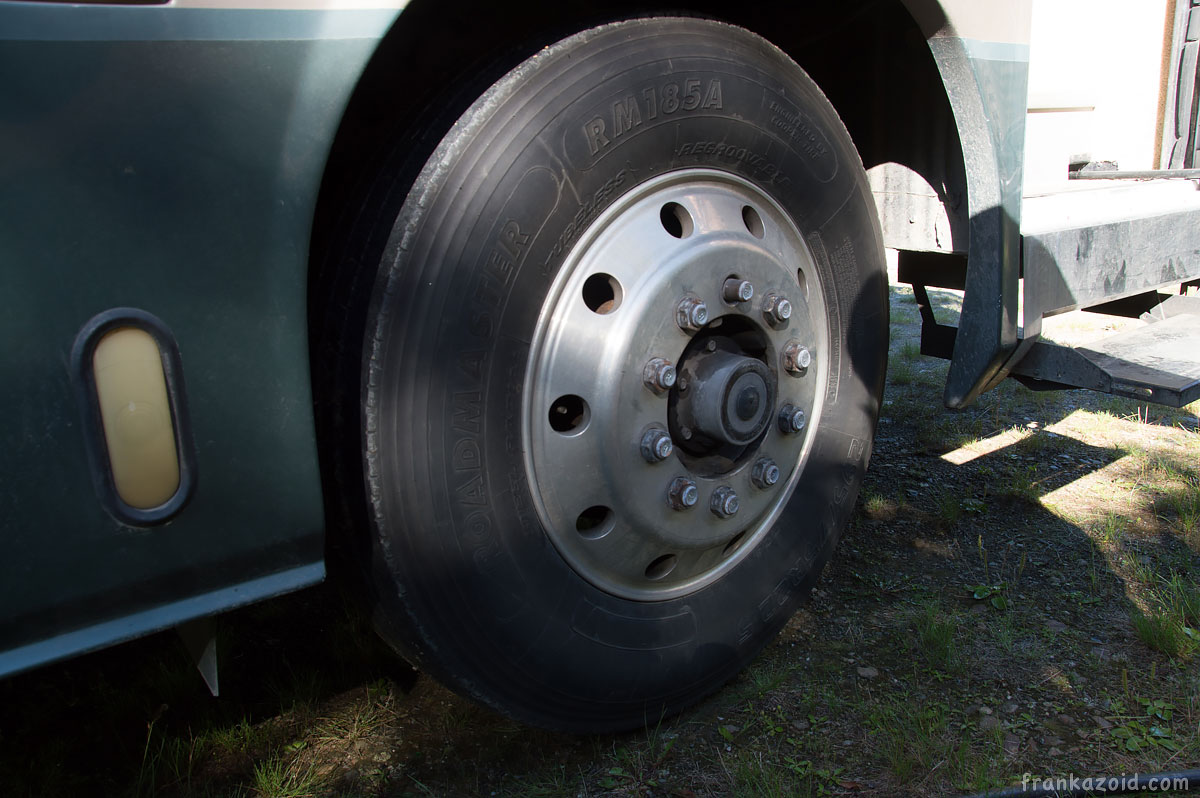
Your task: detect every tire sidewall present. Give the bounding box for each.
[365,17,886,729]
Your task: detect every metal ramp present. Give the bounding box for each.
[1008,180,1200,408]
[1012,309,1200,407]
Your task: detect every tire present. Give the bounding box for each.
[358,17,886,731]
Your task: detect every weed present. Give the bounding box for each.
[862,492,899,521]
[890,359,917,386]
[134,708,201,798]
[729,751,805,798]
[1086,550,1104,601]
[1002,463,1040,502]
[937,493,964,527]
[511,765,573,798]
[968,583,1011,611]
[212,717,263,756]
[314,680,395,744]
[992,611,1020,655]
[251,754,320,798]
[912,602,962,673]
[962,497,987,514]
[1131,610,1196,661]
[1163,575,1200,627]
[745,659,795,699]
[1162,481,1200,544]
[611,719,678,791]
[868,700,951,782]
[1110,717,1181,753]
[1094,513,1128,552]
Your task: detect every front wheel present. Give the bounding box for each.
[356,17,886,731]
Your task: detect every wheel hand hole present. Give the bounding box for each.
[548,394,589,433]
[723,531,746,556]
[644,554,678,581]
[660,202,694,238]
[742,205,765,238]
[796,267,809,301]
[582,273,622,314]
[575,505,613,539]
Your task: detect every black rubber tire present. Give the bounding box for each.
[360,17,887,732]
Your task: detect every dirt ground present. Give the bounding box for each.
[2,269,1198,797]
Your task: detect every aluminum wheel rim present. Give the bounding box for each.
[523,169,829,600]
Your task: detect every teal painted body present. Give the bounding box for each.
[0,0,1028,680]
[0,3,397,674]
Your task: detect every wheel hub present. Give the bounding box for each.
[673,341,775,452]
[522,170,828,600]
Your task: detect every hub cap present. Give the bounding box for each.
[523,170,828,599]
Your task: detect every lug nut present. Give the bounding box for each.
[751,457,781,489]
[778,404,806,434]
[782,341,812,376]
[668,477,699,510]
[643,357,677,394]
[722,278,754,304]
[640,428,674,463]
[762,294,792,327]
[676,295,709,333]
[710,486,739,518]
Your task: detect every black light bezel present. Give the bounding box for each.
[71,308,197,527]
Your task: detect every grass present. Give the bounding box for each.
[251,754,319,798]
[868,699,954,783]
[1164,574,1200,627]
[889,358,918,386]
[1161,479,1200,545]
[935,493,962,526]
[1132,611,1196,660]
[912,602,962,673]
[1095,512,1129,547]
[1127,573,1200,662]
[861,491,899,521]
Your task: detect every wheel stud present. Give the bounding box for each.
[710,486,739,518]
[676,296,709,333]
[640,428,674,463]
[782,341,811,376]
[778,404,806,434]
[668,477,699,510]
[762,294,792,327]
[643,357,677,394]
[751,457,781,489]
[722,277,754,304]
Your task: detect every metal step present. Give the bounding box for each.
[1011,311,1200,407]
[1076,313,1200,406]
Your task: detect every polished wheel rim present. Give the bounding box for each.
[523,169,829,600]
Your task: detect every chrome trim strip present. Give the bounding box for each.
[960,37,1031,63]
[0,562,325,678]
[0,3,399,41]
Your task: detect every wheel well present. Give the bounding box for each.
[308,0,965,286]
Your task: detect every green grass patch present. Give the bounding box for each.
[1132,610,1197,661]
[912,602,963,673]
[251,754,320,798]
[868,700,953,782]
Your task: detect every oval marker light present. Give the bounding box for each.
[92,327,180,509]
[73,308,195,526]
